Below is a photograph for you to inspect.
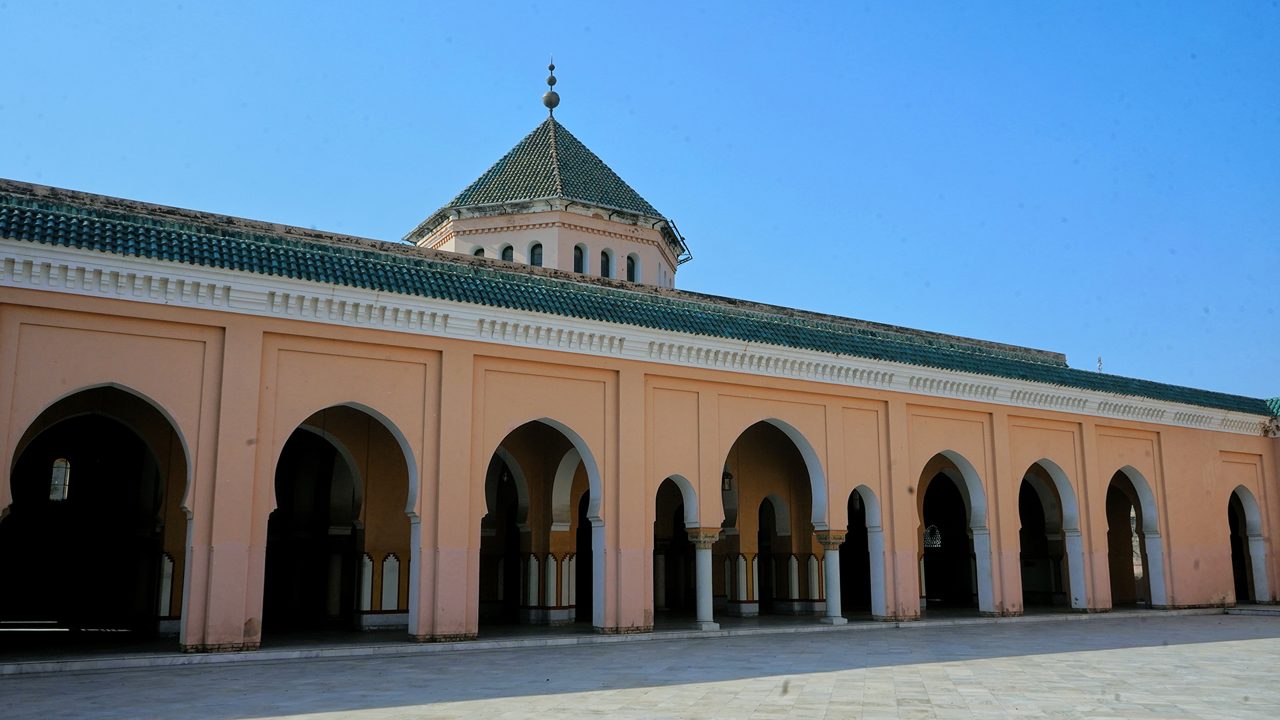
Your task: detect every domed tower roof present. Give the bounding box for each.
[403,85,690,265]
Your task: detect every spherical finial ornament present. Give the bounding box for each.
[542,60,559,113]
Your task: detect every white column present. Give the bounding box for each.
[692,530,718,630]
[972,528,995,614]
[868,527,887,618]
[1248,535,1271,602]
[1064,528,1087,610]
[819,533,847,625]
[1144,532,1169,607]
[736,555,748,602]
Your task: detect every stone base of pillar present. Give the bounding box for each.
[182,641,260,653]
[819,616,848,625]
[410,632,479,643]
[771,600,825,615]
[726,601,759,617]
[694,620,720,631]
[594,624,653,635]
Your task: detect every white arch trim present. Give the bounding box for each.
[663,475,700,528]
[483,449,531,531]
[850,484,887,618]
[1026,459,1087,610]
[526,417,605,627]
[1232,485,1271,602]
[932,450,995,614]
[295,423,363,517]
[761,418,830,531]
[9,382,196,518]
[550,447,582,532]
[1114,465,1169,607]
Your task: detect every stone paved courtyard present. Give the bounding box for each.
[3,614,1279,719]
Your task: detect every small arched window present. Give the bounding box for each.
[530,243,543,267]
[599,251,611,278]
[473,247,485,258]
[573,246,584,273]
[501,245,514,262]
[626,255,637,282]
[49,458,71,501]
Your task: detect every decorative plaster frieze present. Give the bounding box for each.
[478,318,625,355]
[0,239,1272,437]
[1008,389,1089,413]
[908,376,999,402]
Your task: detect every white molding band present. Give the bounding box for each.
[0,240,1270,437]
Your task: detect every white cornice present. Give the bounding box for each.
[0,239,1271,437]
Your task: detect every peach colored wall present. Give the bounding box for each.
[0,283,1276,651]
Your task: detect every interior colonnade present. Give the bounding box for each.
[0,309,1275,653]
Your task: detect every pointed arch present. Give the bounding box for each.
[850,484,887,618]
[727,418,829,531]
[1024,459,1087,609]
[923,450,994,614]
[664,474,699,528]
[761,493,792,536]
[1113,465,1168,607]
[9,382,195,517]
[1231,485,1270,602]
[487,447,530,530]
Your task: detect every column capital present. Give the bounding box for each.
[815,530,846,548]
[688,528,722,549]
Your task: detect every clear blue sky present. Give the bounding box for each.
[3,2,1276,399]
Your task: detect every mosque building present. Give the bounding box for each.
[0,67,1276,652]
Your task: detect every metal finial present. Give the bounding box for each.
[542,59,560,114]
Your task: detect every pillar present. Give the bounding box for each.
[818,531,847,625]
[690,529,720,630]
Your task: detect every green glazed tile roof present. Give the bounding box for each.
[1269,398,1280,416]
[0,180,1271,418]
[408,118,664,239]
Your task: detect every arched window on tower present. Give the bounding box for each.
[573,245,584,274]
[530,243,543,267]
[599,250,611,278]
[49,458,71,501]
[626,255,637,282]
[473,247,485,258]
[501,245,514,262]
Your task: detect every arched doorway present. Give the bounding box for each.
[840,491,872,617]
[478,420,602,632]
[1229,493,1253,603]
[1228,486,1269,605]
[263,406,411,638]
[479,455,524,624]
[1105,468,1166,608]
[654,478,695,617]
[1018,460,1087,611]
[716,421,823,619]
[0,387,188,648]
[917,452,993,615]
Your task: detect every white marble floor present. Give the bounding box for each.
[3,614,1278,719]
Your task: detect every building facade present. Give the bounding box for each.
[1,104,1277,653]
